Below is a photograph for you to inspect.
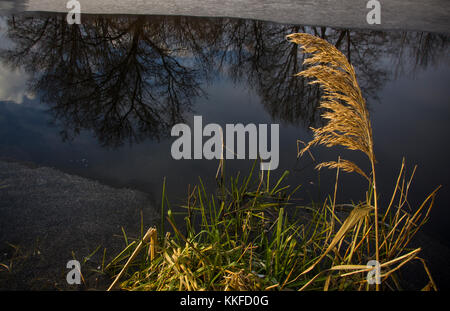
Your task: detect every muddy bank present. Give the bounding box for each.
[0,159,159,290]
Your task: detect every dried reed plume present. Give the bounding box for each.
[287,33,381,288]
[288,33,374,177]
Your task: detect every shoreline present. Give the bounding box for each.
[0,159,159,290]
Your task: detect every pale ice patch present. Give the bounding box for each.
[23,0,450,33]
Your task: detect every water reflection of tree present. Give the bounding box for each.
[1,15,214,147]
[213,23,385,127]
[215,21,323,126]
[1,14,448,146]
[392,32,449,78]
[217,24,447,125]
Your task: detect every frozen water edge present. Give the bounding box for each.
[22,0,450,33]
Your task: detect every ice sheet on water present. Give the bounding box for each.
[21,0,450,34]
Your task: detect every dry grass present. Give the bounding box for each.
[104,33,440,292]
[288,33,439,290]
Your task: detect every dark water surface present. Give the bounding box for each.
[0,13,449,246]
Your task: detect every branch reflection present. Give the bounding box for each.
[1,14,447,146]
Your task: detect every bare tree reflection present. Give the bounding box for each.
[1,14,214,147]
[224,23,448,124]
[214,21,323,126]
[392,32,449,78]
[1,13,448,146]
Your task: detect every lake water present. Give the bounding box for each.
[0,12,449,247]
